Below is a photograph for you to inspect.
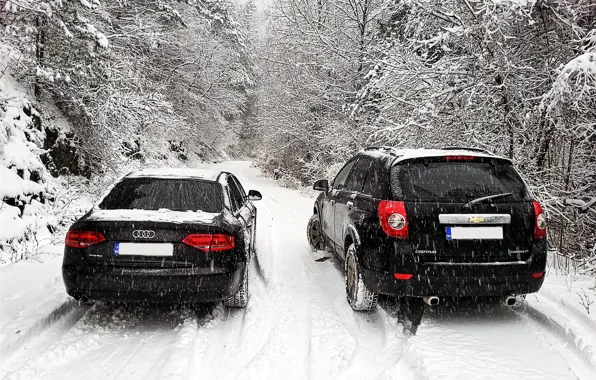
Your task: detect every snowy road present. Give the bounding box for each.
[1,161,595,380]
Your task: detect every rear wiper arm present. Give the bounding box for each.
[464,193,513,208]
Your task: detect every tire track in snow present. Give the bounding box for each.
[390,300,592,380]
[0,299,91,358]
[260,194,412,379]
[0,300,92,376]
[145,306,221,380]
[2,303,220,380]
[518,295,596,373]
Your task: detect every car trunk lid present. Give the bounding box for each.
[78,210,228,268]
[391,156,535,263]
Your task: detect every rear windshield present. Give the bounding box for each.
[98,178,223,213]
[391,161,530,202]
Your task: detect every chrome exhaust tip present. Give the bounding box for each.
[503,294,517,307]
[423,296,440,306]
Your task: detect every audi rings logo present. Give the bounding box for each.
[132,230,156,239]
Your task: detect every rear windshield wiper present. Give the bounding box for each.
[464,193,513,208]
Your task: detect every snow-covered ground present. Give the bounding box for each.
[1,161,595,380]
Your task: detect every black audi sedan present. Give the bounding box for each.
[62,168,261,308]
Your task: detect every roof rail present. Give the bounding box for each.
[363,146,403,156]
[440,146,494,155]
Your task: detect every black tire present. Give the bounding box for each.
[224,265,249,308]
[307,214,326,251]
[250,216,257,260]
[345,243,378,311]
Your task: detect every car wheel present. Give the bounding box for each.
[224,265,249,308]
[307,214,326,251]
[250,220,257,260]
[345,243,378,311]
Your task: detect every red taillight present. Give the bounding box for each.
[532,201,546,239]
[65,230,106,248]
[394,273,413,280]
[378,200,409,239]
[444,155,477,161]
[182,234,235,252]
[210,234,236,251]
[531,271,545,279]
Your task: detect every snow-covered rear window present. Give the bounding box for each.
[98,178,223,213]
[391,161,530,202]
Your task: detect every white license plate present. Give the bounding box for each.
[446,227,503,240]
[114,243,174,256]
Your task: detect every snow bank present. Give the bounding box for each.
[0,43,94,265]
[0,44,55,263]
[525,274,596,370]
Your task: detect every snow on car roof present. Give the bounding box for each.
[126,168,222,181]
[361,147,506,162]
[395,148,500,162]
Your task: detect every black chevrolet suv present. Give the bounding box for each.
[307,147,547,311]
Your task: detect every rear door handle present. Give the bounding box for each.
[347,201,354,209]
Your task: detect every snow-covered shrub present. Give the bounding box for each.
[0,57,54,264]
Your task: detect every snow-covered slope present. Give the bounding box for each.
[0,161,594,380]
[0,43,56,265]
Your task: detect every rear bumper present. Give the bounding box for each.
[361,266,545,297]
[62,263,245,303]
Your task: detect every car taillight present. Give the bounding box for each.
[532,201,546,239]
[378,200,409,239]
[531,271,545,279]
[182,234,235,252]
[65,230,106,248]
[394,273,413,280]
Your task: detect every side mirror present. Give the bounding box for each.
[247,190,262,201]
[313,179,329,192]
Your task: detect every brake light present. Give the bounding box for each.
[394,273,413,280]
[531,271,544,279]
[443,155,477,161]
[378,200,409,239]
[532,201,546,239]
[182,234,235,252]
[65,230,106,248]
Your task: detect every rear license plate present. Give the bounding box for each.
[114,242,174,256]
[446,227,503,240]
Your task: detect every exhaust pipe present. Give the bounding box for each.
[502,294,517,307]
[422,296,440,306]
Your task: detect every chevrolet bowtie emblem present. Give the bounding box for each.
[468,216,485,224]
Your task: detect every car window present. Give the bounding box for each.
[345,158,370,192]
[99,178,223,213]
[362,162,381,197]
[333,160,356,190]
[391,161,530,202]
[232,176,247,200]
[228,177,245,212]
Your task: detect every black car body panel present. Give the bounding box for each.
[313,148,547,298]
[62,169,258,304]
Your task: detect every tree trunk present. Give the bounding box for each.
[34,15,47,100]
